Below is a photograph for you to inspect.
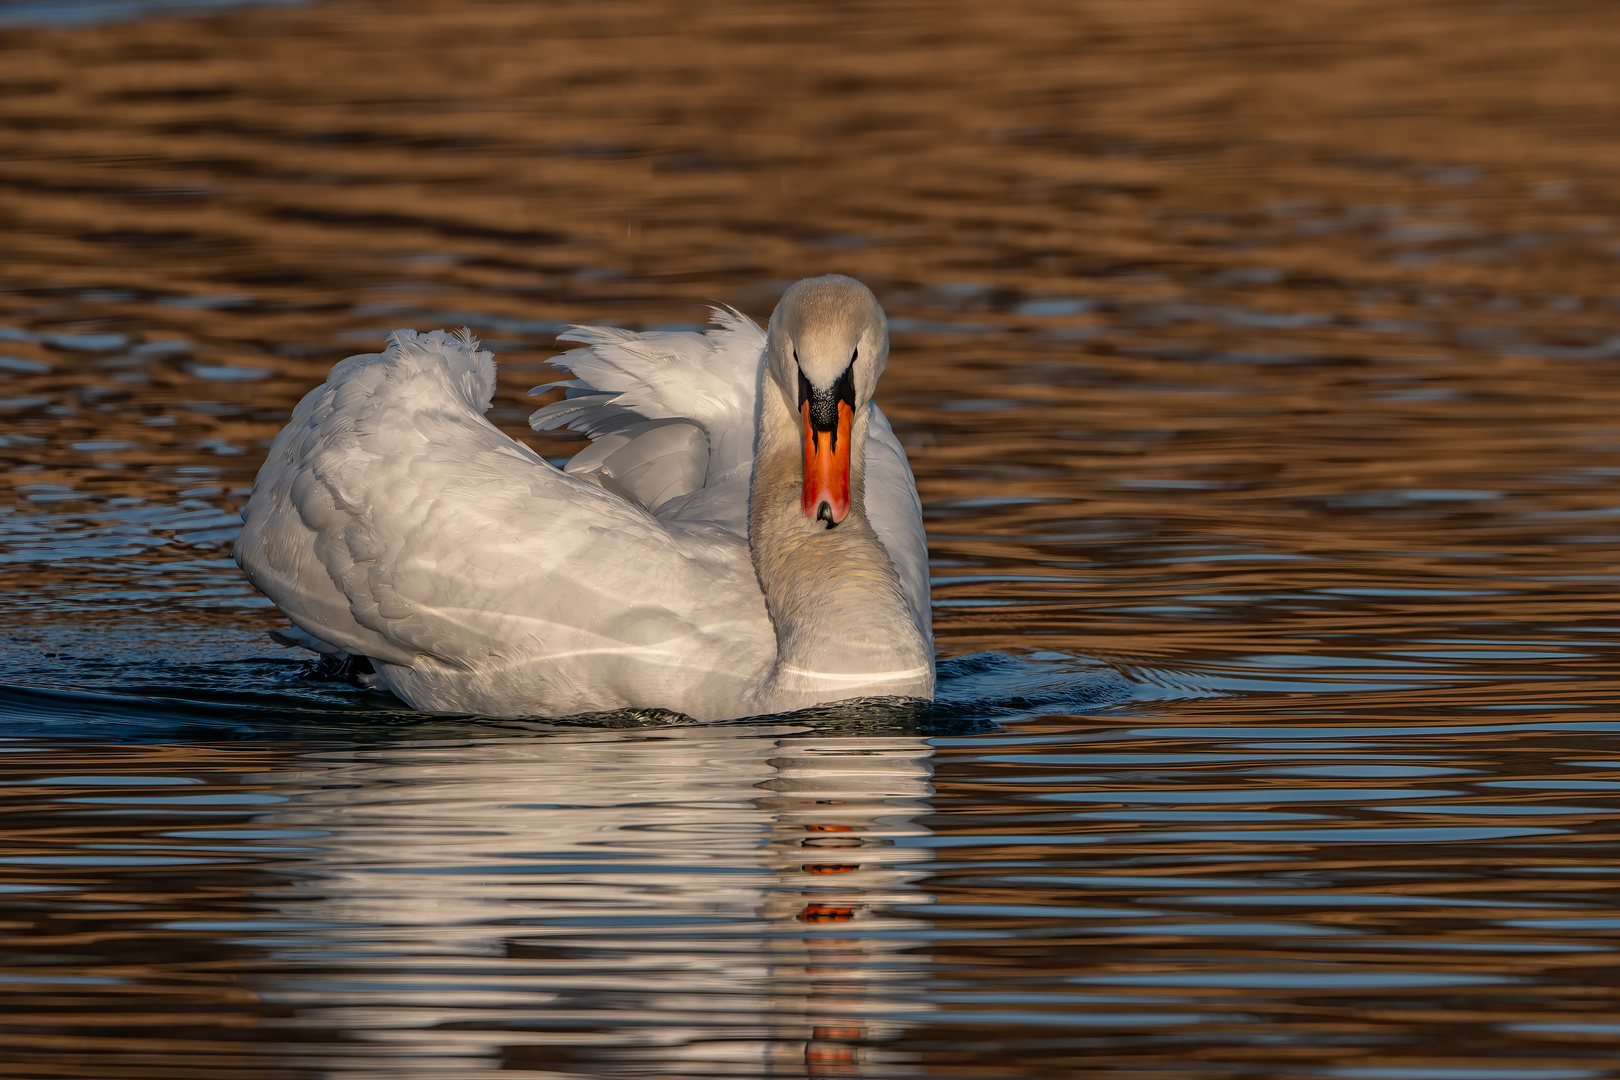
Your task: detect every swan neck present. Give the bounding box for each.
[748,381,932,706]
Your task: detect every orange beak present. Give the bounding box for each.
[801,399,852,526]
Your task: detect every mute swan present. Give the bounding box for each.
[233,275,934,719]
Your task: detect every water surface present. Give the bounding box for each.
[3,1,1620,1076]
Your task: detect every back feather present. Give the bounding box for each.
[236,328,511,666]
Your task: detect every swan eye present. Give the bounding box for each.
[797,366,812,409]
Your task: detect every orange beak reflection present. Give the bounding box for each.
[801,399,852,526]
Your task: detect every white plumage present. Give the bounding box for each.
[234,275,933,720]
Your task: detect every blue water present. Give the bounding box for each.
[0,0,302,27]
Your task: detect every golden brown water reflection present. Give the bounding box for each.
[3,0,1620,1077]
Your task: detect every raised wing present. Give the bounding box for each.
[532,311,932,645]
[529,307,764,532]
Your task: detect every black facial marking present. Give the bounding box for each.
[816,501,837,529]
[798,362,857,452]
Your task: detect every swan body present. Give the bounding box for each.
[233,275,934,719]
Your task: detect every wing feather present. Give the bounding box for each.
[234,328,759,685]
[865,406,933,647]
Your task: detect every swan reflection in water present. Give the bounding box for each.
[243,718,939,1075]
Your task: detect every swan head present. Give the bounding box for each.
[764,275,890,529]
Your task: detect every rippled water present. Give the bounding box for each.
[4,1,1620,1076]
